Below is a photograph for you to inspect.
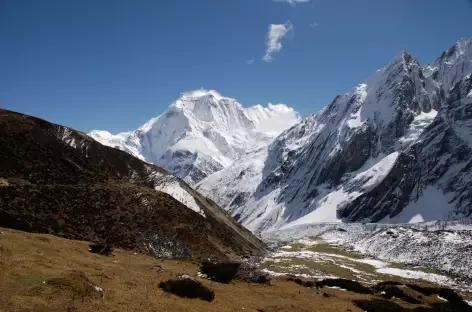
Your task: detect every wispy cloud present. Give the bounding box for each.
[273,0,310,5]
[246,58,255,65]
[309,22,319,28]
[263,21,293,62]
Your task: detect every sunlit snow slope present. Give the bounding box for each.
[90,90,300,185]
[197,38,472,233]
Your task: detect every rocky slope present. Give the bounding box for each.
[90,90,300,185]
[197,38,472,233]
[0,109,266,259]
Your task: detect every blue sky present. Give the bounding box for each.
[1,0,472,133]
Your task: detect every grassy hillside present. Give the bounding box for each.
[2,228,471,312]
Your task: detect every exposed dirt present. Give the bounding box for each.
[0,109,265,260]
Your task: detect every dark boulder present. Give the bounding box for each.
[89,243,114,256]
[200,261,241,283]
[407,284,472,311]
[287,277,322,288]
[158,276,214,302]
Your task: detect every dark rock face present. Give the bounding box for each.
[0,109,266,259]
[255,53,436,226]
[158,276,215,302]
[340,74,472,221]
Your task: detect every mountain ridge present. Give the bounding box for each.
[197,38,472,233]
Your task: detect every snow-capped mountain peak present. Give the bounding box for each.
[90,89,300,185]
[197,38,472,233]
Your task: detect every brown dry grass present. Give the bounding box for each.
[0,227,437,312]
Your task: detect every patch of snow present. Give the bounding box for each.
[280,188,350,228]
[337,264,363,274]
[348,151,399,190]
[383,186,455,224]
[352,258,390,269]
[398,110,438,148]
[325,286,347,291]
[261,268,336,280]
[376,268,450,285]
[437,295,448,302]
[153,176,206,218]
[296,238,320,246]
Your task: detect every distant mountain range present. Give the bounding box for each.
[13,38,471,236]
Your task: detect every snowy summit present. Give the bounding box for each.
[90,89,300,185]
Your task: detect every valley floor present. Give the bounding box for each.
[262,237,472,300]
[1,227,472,312]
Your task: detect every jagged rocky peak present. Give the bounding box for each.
[89,89,300,185]
[197,38,472,233]
[424,38,472,108]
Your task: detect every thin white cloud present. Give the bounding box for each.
[246,58,255,65]
[263,21,293,62]
[273,0,310,5]
[309,22,319,28]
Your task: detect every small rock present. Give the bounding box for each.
[152,265,163,272]
[200,261,241,284]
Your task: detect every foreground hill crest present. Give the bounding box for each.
[0,109,265,259]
